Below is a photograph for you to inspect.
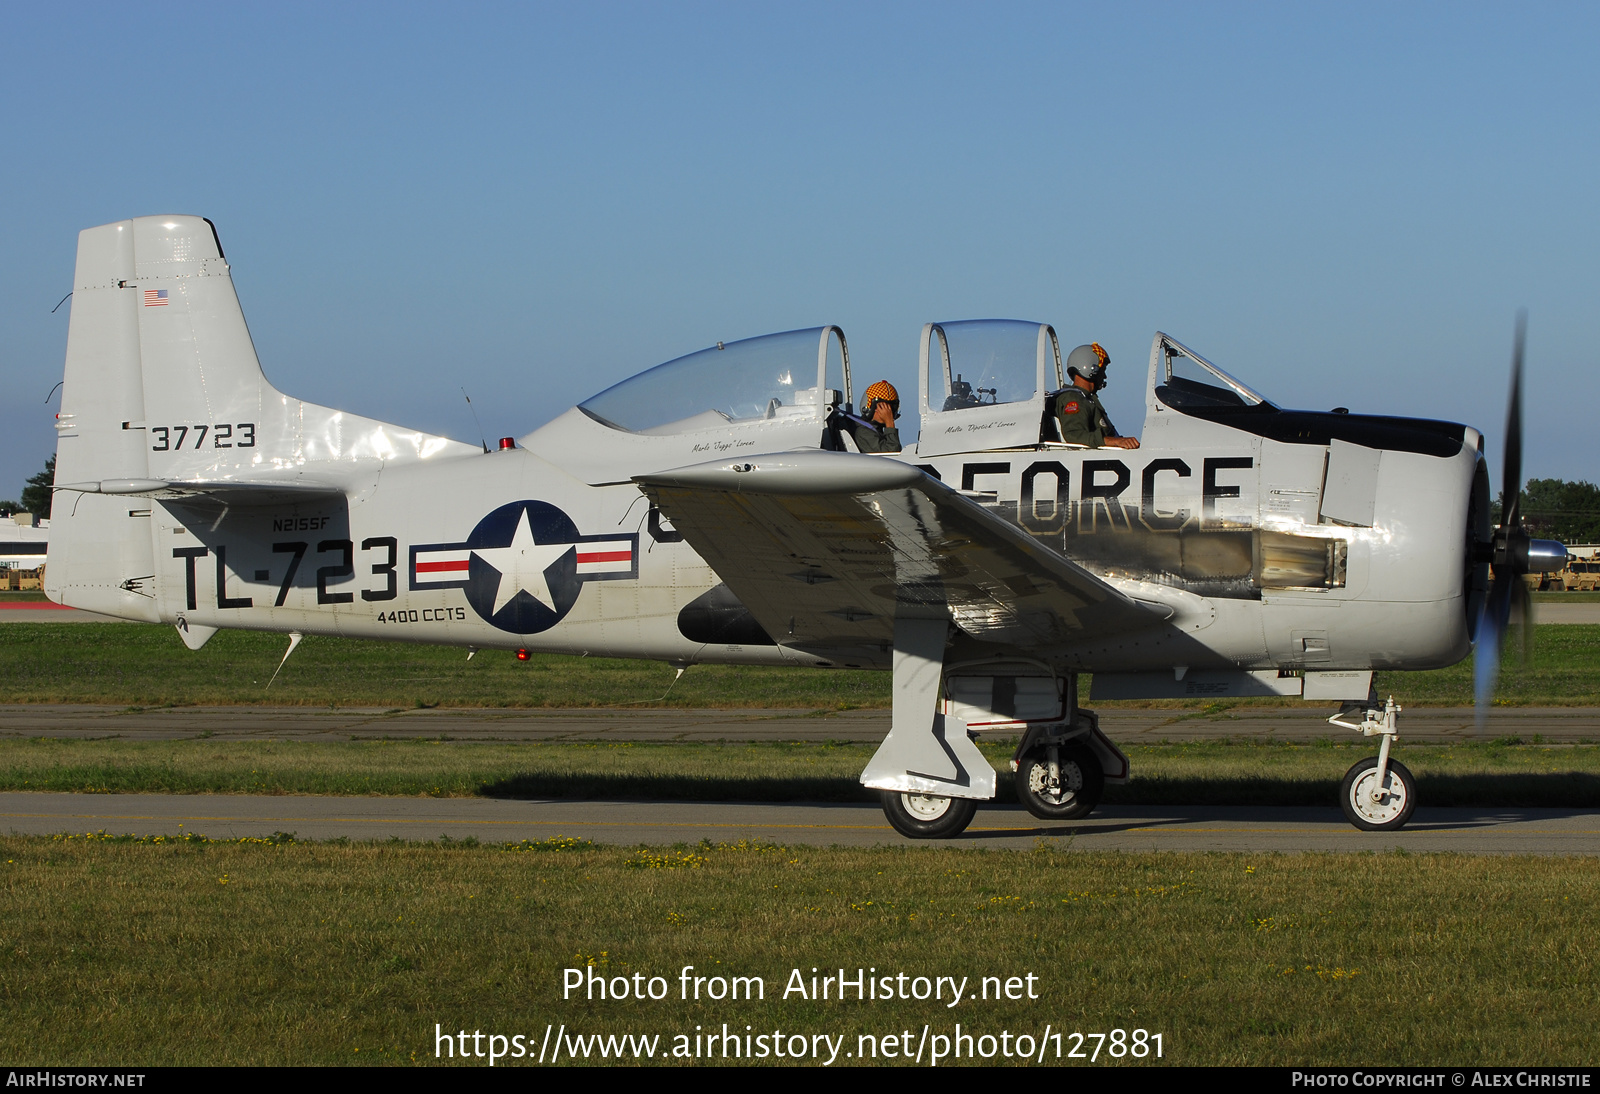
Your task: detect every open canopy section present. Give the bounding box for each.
[1144,333,1471,459]
[579,327,849,436]
[917,319,1062,457]
[1150,334,1273,413]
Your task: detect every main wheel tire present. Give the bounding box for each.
[1015,743,1104,820]
[879,791,979,839]
[1339,757,1418,831]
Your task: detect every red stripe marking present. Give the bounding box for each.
[0,601,72,610]
[576,551,631,564]
[415,560,470,573]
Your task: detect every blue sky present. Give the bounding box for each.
[2,3,1596,500]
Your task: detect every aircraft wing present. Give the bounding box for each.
[636,451,1168,656]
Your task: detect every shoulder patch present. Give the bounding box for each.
[1061,400,1080,414]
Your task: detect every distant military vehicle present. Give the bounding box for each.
[1531,546,1600,591]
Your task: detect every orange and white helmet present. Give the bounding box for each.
[864,380,900,417]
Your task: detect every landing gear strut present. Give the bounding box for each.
[860,617,996,841]
[1328,696,1417,831]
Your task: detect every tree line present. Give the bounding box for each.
[1,456,54,520]
[1500,479,1600,545]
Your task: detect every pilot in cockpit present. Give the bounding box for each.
[850,380,903,453]
[1050,343,1140,450]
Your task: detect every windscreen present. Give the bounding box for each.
[927,320,1042,412]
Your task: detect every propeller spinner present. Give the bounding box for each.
[1473,313,1568,726]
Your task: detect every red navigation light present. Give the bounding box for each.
[515,648,530,661]
[499,437,516,450]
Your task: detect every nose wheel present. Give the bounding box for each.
[1340,756,1417,831]
[1329,697,1416,832]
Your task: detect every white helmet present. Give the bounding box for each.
[1066,343,1110,387]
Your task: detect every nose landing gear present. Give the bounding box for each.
[1328,697,1417,831]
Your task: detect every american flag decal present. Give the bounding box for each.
[143,289,169,307]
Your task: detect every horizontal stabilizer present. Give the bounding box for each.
[58,477,344,505]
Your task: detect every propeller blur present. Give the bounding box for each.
[1472,313,1568,727]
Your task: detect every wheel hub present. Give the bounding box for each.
[1028,759,1082,806]
[1348,769,1407,825]
[901,793,953,821]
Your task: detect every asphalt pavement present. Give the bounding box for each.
[5,605,1597,854]
[5,792,1596,853]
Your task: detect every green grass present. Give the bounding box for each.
[2,623,1598,708]
[1377,624,1600,706]
[2,835,1596,1065]
[6,736,1600,807]
[0,624,888,708]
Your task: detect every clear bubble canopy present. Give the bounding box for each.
[579,327,848,435]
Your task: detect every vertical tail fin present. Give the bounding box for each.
[57,215,272,485]
[59,214,472,488]
[47,215,474,617]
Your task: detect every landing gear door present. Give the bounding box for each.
[916,320,1060,458]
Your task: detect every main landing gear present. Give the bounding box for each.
[1012,726,1105,821]
[1328,697,1417,831]
[879,791,980,839]
[874,712,1118,838]
[860,620,1130,839]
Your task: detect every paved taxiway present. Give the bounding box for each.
[5,607,1597,852]
[5,792,1598,852]
[4,703,1598,743]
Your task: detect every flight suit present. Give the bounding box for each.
[852,423,902,453]
[1052,385,1113,447]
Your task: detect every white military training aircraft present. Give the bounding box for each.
[46,216,1565,836]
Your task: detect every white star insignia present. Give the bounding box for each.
[471,509,573,615]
